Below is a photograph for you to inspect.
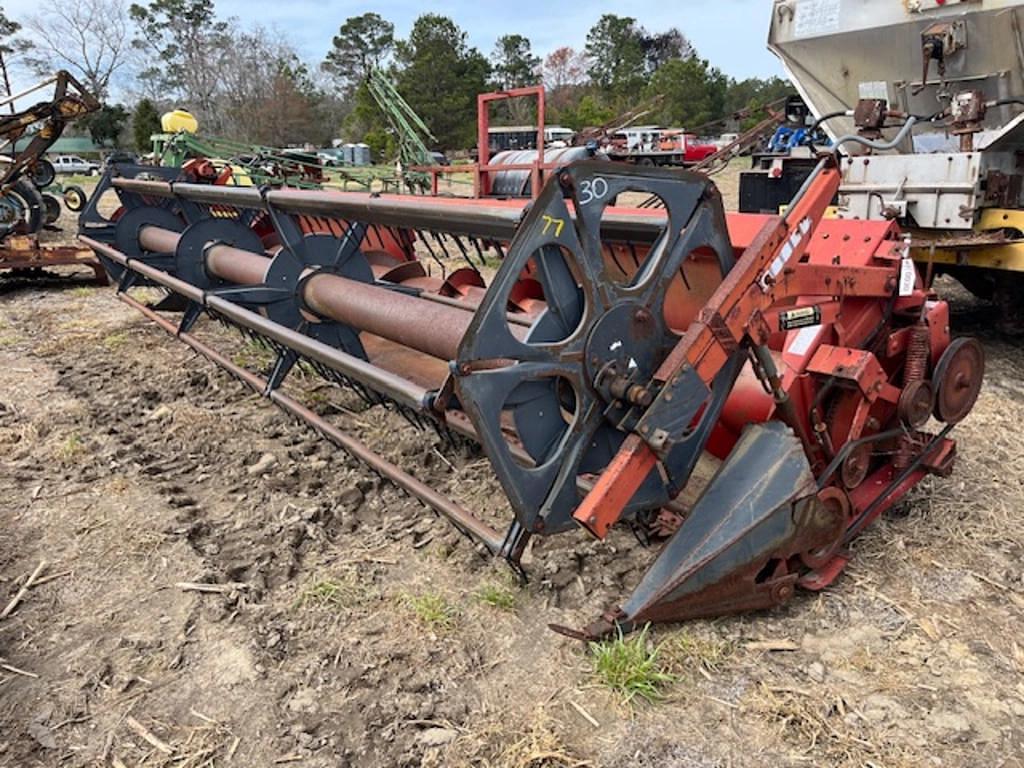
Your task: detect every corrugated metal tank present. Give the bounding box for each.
[489,147,598,197]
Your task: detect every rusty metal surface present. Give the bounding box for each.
[205,243,272,286]
[303,272,476,362]
[0,238,107,283]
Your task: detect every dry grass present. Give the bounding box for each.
[444,708,590,768]
[111,710,241,768]
[297,573,373,610]
[743,683,900,766]
[102,330,131,350]
[660,627,736,676]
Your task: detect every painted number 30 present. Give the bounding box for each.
[578,177,609,205]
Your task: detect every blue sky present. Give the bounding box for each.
[229,0,785,80]
[3,0,784,85]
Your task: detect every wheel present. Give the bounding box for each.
[897,379,934,428]
[2,179,44,236]
[29,159,56,189]
[63,185,87,212]
[799,487,851,570]
[90,167,99,176]
[933,337,984,424]
[41,193,61,225]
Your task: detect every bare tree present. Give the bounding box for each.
[22,0,131,100]
[218,26,326,145]
[542,46,586,111]
[0,8,31,106]
[129,0,231,133]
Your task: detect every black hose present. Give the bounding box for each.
[806,110,850,153]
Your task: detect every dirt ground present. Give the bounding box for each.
[1,177,1023,768]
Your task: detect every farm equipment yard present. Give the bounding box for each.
[1,169,1022,767]
[2,0,1024,766]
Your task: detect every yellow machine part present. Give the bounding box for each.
[912,209,1024,273]
[161,109,198,134]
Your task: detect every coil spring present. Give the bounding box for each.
[896,319,930,469]
[903,319,930,386]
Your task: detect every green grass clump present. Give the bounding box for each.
[590,625,676,704]
[102,331,130,350]
[297,576,367,610]
[476,582,518,612]
[403,591,457,630]
[231,339,276,370]
[56,432,87,462]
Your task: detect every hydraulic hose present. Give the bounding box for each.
[832,116,918,153]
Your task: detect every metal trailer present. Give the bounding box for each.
[761,0,1024,329]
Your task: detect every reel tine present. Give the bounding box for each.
[416,228,446,275]
[430,230,450,260]
[451,234,476,272]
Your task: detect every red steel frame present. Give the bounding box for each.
[409,85,564,199]
[572,163,955,556]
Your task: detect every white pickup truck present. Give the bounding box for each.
[50,154,100,175]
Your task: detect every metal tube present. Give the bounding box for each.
[138,225,181,254]
[110,178,664,243]
[205,243,271,285]
[118,291,504,554]
[80,235,204,302]
[0,74,59,108]
[81,235,432,409]
[137,223,272,285]
[303,271,476,361]
[204,295,433,408]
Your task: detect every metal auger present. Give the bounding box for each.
[78,158,982,637]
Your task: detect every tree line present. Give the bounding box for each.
[0,0,792,155]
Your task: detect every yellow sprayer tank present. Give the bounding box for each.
[161,110,198,134]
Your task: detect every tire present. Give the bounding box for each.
[0,179,44,237]
[63,185,87,212]
[89,167,99,177]
[30,159,56,189]
[41,193,61,225]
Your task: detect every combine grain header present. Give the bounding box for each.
[78,153,981,636]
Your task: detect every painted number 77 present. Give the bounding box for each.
[541,214,564,237]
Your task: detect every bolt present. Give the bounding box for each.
[588,515,597,525]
